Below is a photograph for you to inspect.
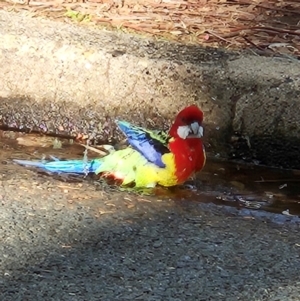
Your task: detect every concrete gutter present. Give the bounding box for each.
[0,11,300,169]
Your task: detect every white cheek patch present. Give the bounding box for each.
[177,124,204,139]
[177,125,191,139]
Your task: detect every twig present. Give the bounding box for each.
[79,143,109,156]
[242,36,265,51]
[230,0,300,15]
[205,30,234,44]
[255,179,300,183]
[232,26,300,36]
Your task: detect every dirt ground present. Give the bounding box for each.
[2,0,300,58]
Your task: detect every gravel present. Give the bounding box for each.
[0,163,300,301]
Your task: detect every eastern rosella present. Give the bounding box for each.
[14,105,206,188]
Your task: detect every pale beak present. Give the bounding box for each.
[187,122,203,138]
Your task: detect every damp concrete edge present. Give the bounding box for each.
[0,10,299,168]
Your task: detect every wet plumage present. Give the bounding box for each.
[14,105,206,188]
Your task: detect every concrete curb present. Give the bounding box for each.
[0,11,299,168]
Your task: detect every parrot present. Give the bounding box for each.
[13,105,206,188]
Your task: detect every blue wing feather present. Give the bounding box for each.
[117,120,170,168]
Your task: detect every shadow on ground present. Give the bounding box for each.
[0,166,299,301]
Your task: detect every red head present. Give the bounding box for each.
[169,105,204,139]
[168,105,206,180]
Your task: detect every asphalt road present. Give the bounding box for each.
[0,160,300,301]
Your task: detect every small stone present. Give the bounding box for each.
[153,241,162,248]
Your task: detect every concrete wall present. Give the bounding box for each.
[0,11,299,168]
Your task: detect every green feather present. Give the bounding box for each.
[144,129,170,145]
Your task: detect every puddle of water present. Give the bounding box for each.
[196,159,300,214]
[1,131,300,217]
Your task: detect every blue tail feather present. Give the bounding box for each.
[14,159,101,174]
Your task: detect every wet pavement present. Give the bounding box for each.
[1,131,300,300]
[4,130,300,218]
